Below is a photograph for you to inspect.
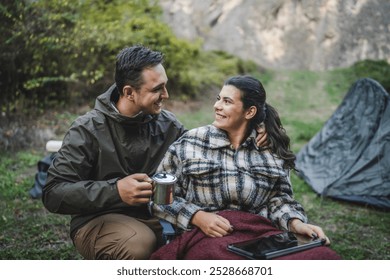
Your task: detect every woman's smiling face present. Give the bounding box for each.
[212,85,250,134]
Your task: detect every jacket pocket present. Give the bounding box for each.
[183,158,222,187]
[182,158,222,177]
[250,165,284,179]
[182,158,222,204]
[249,165,285,190]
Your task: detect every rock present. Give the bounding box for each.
[158,0,390,70]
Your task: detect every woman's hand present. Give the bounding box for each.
[191,211,233,237]
[289,218,330,245]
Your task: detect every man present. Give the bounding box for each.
[42,45,267,260]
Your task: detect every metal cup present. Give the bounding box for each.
[152,173,177,204]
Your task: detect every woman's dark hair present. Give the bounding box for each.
[115,45,164,94]
[224,75,296,169]
[263,104,296,169]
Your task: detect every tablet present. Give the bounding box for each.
[227,232,326,259]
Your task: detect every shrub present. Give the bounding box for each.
[351,59,390,93]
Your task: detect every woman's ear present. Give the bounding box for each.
[245,106,257,120]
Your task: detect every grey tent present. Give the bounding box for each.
[295,78,390,210]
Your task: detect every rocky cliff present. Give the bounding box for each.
[158,0,390,70]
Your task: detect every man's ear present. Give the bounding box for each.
[123,85,134,100]
[245,106,257,120]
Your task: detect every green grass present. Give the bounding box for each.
[0,66,389,260]
[290,174,389,260]
[0,151,81,260]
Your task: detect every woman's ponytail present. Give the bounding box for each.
[263,103,296,170]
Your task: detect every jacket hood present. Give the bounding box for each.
[94,84,157,125]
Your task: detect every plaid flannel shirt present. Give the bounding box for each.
[152,125,307,231]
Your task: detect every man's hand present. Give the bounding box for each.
[255,123,268,148]
[191,211,233,237]
[117,173,153,206]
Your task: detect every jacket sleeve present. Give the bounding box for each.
[42,122,123,215]
[152,142,202,230]
[265,170,308,231]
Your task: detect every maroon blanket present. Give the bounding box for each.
[150,210,341,260]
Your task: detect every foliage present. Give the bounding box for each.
[73,0,203,98]
[0,0,79,117]
[0,0,193,120]
[325,60,390,103]
[351,59,390,93]
[175,50,261,101]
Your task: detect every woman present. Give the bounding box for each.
[150,75,340,259]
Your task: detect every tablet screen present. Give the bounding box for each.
[227,232,325,259]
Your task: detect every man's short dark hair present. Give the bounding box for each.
[115,45,164,94]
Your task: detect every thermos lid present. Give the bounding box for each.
[152,173,177,184]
